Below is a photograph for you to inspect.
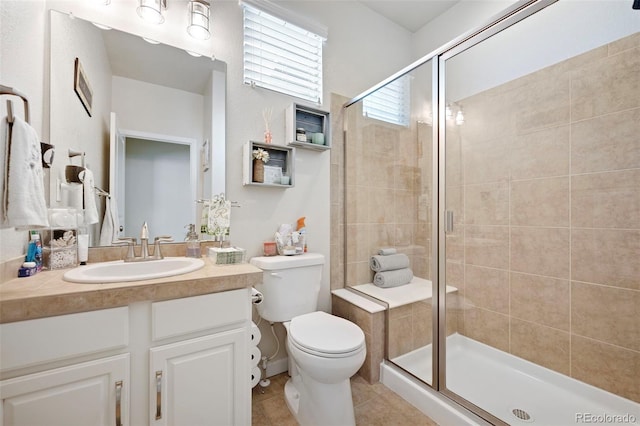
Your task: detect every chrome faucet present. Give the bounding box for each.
[140,222,150,260]
[114,222,173,262]
[113,237,137,262]
[152,235,174,259]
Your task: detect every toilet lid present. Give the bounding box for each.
[289,311,365,355]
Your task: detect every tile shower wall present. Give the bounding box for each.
[340,95,446,361]
[343,110,431,286]
[446,32,639,402]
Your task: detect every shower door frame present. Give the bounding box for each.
[436,0,558,424]
[343,0,560,424]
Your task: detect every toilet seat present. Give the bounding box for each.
[288,311,365,358]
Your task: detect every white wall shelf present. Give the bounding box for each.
[242,141,295,188]
[285,103,330,151]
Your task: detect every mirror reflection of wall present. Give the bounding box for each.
[124,137,191,241]
[49,10,226,246]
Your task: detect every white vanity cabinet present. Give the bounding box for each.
[1,288,251,426]
[149,289,250,426]
[1,354,129,426]
[0,307,131,426]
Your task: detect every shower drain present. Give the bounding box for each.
[511,408,533,422]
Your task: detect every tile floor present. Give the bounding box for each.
[252,373,439,426]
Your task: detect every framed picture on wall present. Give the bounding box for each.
[74,57,93,117]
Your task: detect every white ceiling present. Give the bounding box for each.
[358,0,461,33]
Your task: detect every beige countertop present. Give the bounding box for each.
[0,258,263,324]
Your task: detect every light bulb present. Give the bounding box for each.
[137,0,165,24]
[187,1,211,40]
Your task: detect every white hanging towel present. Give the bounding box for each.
[79,168,99,224]
[99,195,120,246]
[4,116,49,228]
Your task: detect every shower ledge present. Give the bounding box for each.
[352,277,457,309]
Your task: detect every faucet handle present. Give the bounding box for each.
[152,236,174,259]
[113,237,137,261]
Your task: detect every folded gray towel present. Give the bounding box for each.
[373,268,413,288]
[378,247,397,256]
[370,253,410,272]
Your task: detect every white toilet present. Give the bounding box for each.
[250,253,366,426]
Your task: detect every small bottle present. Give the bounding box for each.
[29,231,43,271]
[77,227,89,265]
[185,224,201,258]
[296,128,307,142]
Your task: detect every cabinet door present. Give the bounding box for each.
[1,354,129,426]
[150,328,249,426]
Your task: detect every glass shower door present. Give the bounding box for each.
[343,59,436,386]
[441,1,640,424]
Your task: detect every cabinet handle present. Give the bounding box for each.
[155,371,163,420]
[115,380,123,426]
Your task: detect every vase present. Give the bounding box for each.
[253,160,265,183]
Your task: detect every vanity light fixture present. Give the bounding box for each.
[137,0,166,24]
[445,104,452,120]
[187,0,211,40]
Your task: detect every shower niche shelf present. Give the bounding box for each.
[286,103,330,151]
[243,141,295,188]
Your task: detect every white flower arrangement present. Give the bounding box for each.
[252,148,270,163]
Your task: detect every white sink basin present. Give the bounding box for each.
[63,257,205,283]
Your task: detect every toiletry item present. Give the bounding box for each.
[296,217,307,252]
[263,241,277,256]
[185,224,201,258]
[296,128,307,142]
[44,229,77,269]
[77,231,89,265]
[28,231,43,271]
[18,262,37,277]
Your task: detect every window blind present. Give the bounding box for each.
[362,75,411,127]
[243,4,324,104]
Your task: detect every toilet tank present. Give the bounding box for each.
[250,253,324,323]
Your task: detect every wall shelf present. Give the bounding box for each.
[242,141,295,188]
[286,103,330,151]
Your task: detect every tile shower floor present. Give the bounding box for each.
[252,372,439,426]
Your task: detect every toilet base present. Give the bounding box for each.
[284,378,300,420]
[283,374,356,426]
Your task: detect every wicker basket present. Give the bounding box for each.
[253,160,265,183]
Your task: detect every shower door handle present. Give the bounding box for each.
[445,211,454,234]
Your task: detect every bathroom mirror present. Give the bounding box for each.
[49,10,226,246]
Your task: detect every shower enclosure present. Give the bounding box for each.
[343,1,639,424]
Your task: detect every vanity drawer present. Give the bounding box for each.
[152,289,250,341]
[0,307,129,372]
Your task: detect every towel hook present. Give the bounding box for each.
[68,148,86,168]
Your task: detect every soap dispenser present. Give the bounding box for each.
[185,224,201,258]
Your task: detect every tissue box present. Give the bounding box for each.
[208,247,246,265]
